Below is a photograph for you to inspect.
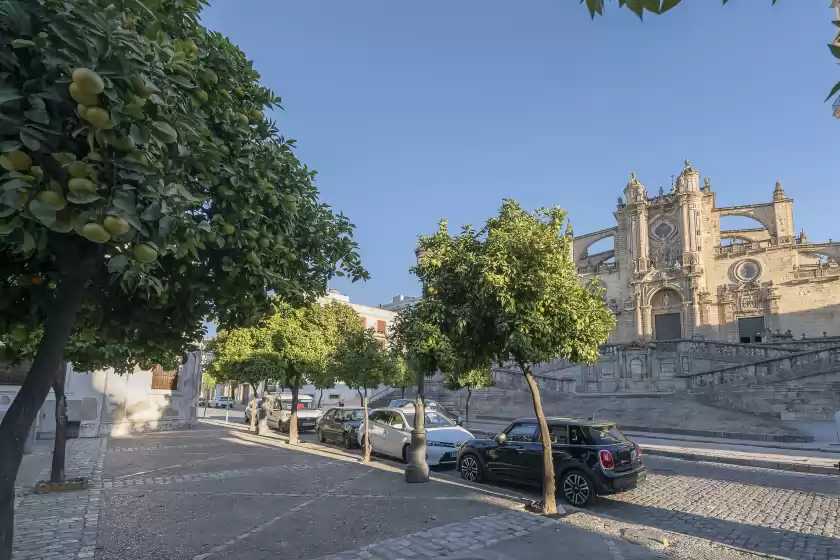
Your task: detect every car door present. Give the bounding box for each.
[485,422,539,479]
[320,409,337,439]
[382,411,409,458]
[366,411,388,452]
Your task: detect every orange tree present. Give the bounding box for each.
[412,201,614,514]
[0,0,366,556]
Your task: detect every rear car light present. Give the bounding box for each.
[634,443,642,456]
[599,450,614,469]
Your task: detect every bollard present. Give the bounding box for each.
[225,409,229,423]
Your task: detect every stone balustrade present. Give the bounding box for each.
[678,344,840,390]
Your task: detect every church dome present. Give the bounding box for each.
[623,172,647,203]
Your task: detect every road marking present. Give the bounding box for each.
[191,498,315,560]
[603,539,626,560]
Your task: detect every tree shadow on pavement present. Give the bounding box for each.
[594,500,840,560]
[647,457,840,495]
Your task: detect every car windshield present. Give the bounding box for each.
[587,425,627,444]
[338,409,365,421]
[402,411,453,428]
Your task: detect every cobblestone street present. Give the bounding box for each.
[11,422,840,559]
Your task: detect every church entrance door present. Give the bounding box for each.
[654,313,682,340]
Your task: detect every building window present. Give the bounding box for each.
[359,315,367,328]
[376,320,387,334]
[151,366,179,390]
[329,393,341,400]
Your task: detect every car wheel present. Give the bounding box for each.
[318,429,326,443]
[343,433,353,449]
[402,443,412,464]
[459,454,483,483]
[360,435,368,452]
[561,470,595,508]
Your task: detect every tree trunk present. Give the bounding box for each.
[249,383,259,435]
[50,364,68,484]
[522,364,557,515]
[0,246,97,560]
[400,386,405,398]
[288,382,299,445]
[362,388,370,463]
[317,388,323,408]
[465,387,471,424]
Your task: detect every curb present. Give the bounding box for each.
[643,447,839,476]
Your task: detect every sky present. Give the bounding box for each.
[201,0,839,308]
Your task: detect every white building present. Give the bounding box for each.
[0,352,203,439]
[379,294,421,312]
[319,289,397,341]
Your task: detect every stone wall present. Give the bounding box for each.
[1,352,202,439]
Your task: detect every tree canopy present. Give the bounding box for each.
[210,299,360,441]
[411,200,615,514]
[0,1,367,553]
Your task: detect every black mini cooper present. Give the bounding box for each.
[456,417,647,507]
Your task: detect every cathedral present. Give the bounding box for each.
[572,161,840,343]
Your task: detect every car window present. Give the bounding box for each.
[588,425,627,445]
[569,426,587,445]
[547,425,567,444]
[505,423,538,442]
[370,411,388,424]
[388,412,407,430]
[324,409,336,420]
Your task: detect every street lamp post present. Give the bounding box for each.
[404,359,429,483]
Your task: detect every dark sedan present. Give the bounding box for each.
[456,417,646,507]
[316,407,366,449]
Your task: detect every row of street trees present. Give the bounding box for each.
[0,1,368,558]
[207,299,412,461]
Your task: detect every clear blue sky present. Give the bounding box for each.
[201,0,839,307]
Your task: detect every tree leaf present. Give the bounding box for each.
[659,0,681,13]
[11,39,36,49]
[0,87,22,106]
[159,215,175,237]
[21,229,36,253]
[130,123,149,145]
[23,107,49,125]
[112,190,137,213]
[140,201,161,221]
[66,191,102,204]
[826,80,840,102]
[28,198,56,227]
[19,130,40,151]
[108,253,129,274]
[829,43,840,60]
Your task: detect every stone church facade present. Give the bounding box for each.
[572,161,840,343]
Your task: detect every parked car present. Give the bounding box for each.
[212,396,234,409]
[317,407,366,449]
[358,407,473,465]
[243,399,263,424]
[387,398,461,424]
[264,392,322,433]
[456,417,646,507]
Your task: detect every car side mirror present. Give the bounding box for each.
[456,419,463,426]
[495,433,507,445]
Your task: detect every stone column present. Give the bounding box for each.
[635,300,643,339]
[641,305,652,339]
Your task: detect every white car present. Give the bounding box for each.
[357,407,473,466]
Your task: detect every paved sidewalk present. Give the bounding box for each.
[13,437,107,560]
